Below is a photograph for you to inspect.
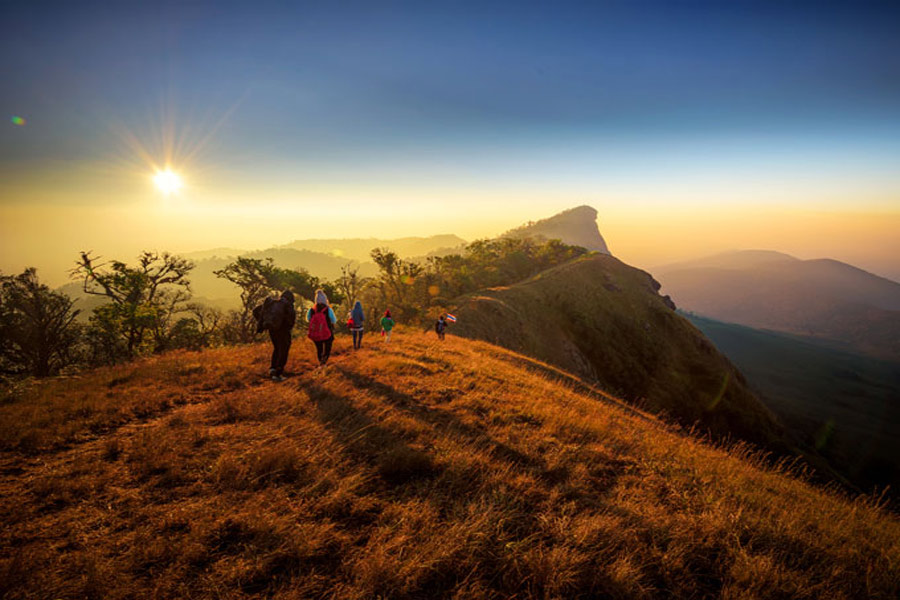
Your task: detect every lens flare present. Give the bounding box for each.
[153,169,183,195]
[11,116,26,126]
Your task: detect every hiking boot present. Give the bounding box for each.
[271,374,285,382]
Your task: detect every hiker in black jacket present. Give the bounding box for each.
[254,290,296,381]
[435,314,447,340]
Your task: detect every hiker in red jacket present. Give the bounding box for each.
[306,289,337,366]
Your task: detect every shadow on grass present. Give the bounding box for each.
[336,368,635,525]
[493,352,660,422]
[336,368,544,473]
[305,383,437,486]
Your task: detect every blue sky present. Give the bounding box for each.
[4,2,900,167]
[2,1,899,282]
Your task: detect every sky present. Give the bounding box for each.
[2,1,899,285]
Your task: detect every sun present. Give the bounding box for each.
[153,169,183,195]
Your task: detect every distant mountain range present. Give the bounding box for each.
[277,234,467,263]
[62,207,619,310]
[188,248,377,306]
[181,235,467,306]
[60,235,466,312]
[656,250,900,361]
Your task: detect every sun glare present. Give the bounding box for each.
[153,169,183,195]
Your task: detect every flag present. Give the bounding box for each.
[446,314,457,323]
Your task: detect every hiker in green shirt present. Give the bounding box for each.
[380,309,395,342]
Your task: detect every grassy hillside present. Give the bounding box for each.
[2,332,897,599]
[686,314,900,494]
[450,254,787,452]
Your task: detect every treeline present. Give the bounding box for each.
[360,237,588,324]
[0,237,586,378]
[0,252,340,377]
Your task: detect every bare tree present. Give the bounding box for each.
[71,251,193,356]
[335,264,370,308]
[186,303,225,347]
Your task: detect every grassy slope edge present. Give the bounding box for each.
[451,254,788,453]
[1,332,897,599]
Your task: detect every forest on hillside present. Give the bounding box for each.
[0,238,585,378]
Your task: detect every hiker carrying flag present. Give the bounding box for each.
[435,314,448,340]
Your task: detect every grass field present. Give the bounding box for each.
[1,330,898,599]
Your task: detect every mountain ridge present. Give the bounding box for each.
[502,205,611,254]
[449,253,788,453]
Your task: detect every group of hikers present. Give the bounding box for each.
[255,288,449,382]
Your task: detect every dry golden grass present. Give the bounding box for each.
[1,329,898,599]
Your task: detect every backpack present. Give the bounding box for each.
[308,308,332,342]
[258,297,285,332]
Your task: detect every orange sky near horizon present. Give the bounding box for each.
[2,193,898,288]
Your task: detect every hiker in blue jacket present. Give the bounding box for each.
[306,289,337,366]
[349,300,365,350]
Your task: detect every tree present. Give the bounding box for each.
[278,267,329,304]
[80,307,126,367]
[371,237,588,326]
[148,287,193,352]
[370,248,423,314]
[335,264,370,309]
[71,251,194,357]
[0,268,81,376]
[214,257,278,343]
[185,303,225,347]
[214,257,326,342]
[370,248,400,308]
[161,303,225,351]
